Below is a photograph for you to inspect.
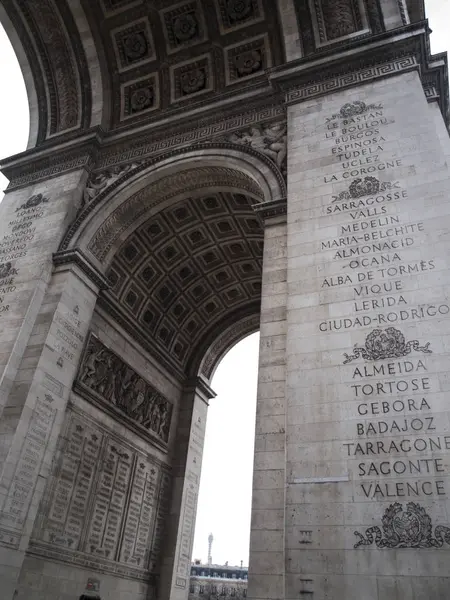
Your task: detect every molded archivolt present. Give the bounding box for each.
[64,145,285,259]
[0,4,38,149]
[195,313,261,380]
[0,0,101,145]
[0,0,287,140]
[65,147,281,378]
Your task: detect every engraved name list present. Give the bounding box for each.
[318,100,450,521]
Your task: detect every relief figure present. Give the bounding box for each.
[78,335,172,442]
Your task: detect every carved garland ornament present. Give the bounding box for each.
[78,334,172,443]
[329,100,383,120]
[16,193,49,212]
[0,262,18,280]
[331,177,398,203]
[317,0,363,42]
[343,328,432,364]
[354,503,450,549]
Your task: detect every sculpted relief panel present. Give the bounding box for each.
[31,408,171,580]
[76,334,173,446]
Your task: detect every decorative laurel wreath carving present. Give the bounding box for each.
[329,100,383,120]
[343,327,432,364]
[331,177,397,202]
[0,262,18,279]
[354,503,450,549]
[16,193,49,212]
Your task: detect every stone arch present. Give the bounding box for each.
[0,4,39,149]
[63,144,285,267]
[0,0,102,145]
[59,145,278,379]
[193,313,261,381]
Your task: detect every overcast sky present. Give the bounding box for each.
[0,0,449,567]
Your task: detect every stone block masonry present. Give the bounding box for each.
[285,70,450,599]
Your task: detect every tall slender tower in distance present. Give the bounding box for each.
[207,533,213,566]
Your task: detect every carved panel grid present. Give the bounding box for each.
[30,408,171,580]
[215,0,265,34]
[106,192,264,372]
[77,0,283,127]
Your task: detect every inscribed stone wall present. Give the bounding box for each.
[286,70,450,598]
[14,309,184,598]
[29,405,171,580]
[0,171,85,404]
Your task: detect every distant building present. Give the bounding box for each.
[189,562,248,600]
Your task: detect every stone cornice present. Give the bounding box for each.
[1,128,103,190]
[52,248,109,291]
[1,99,286,189]
[285,55,419,104]
[270,22,428,86]
[184,377,217,403]
[269,21,449,124]
[96,100,286,169]
[1,22,447,191]
[253,197,287,220]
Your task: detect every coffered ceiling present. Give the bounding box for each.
[104,191,264,375]
[78,0,284,129]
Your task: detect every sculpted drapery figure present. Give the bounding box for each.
[226,121,287,174]
[79,335,172,442]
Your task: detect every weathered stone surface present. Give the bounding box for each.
[286,70,450,599]
[0,1,448,599]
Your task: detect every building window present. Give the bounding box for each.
[231,589,236,596]
[200,586,204,595]
[212,586,217,594]
[243,590,247,598]
[190,585,195,593]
